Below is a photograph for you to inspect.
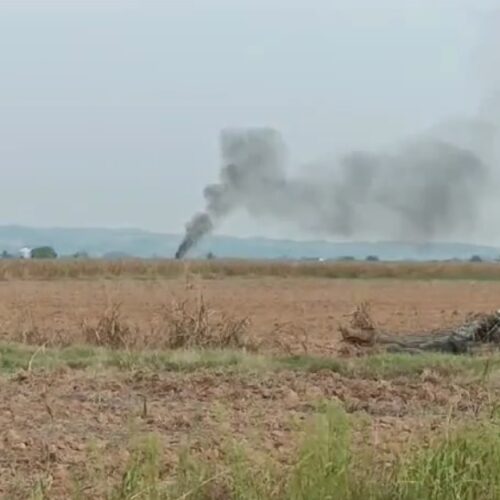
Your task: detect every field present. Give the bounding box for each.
[2,260,500,499]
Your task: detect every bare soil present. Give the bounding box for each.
[0,278,499,354]
[1,367,493,498]
[2,276,500,497]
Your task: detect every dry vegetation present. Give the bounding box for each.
[2,261,500,498]
[0,258,499,281]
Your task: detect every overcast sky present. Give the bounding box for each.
[0,0,498,238]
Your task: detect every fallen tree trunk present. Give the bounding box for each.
[339,304,500,355]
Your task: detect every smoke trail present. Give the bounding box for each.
[175,123,493,258]
[175,212,213,259]
[175,127,287,258]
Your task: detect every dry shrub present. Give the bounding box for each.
[3,288,254,350]
[82,302,132,349]
[350,302,376,332]
[339,302,377,346]
[155,291,253,350]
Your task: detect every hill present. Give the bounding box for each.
[0,225,498,261]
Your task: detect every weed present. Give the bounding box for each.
[110,435,163,500]
[156,291,253,350]
[30,475,53,500]
[286,404,352,500]
[82,303,132,349]
[390,422,500,500]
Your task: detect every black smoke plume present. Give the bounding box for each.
[175,123,493,259]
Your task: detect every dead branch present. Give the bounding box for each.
[339,305,500,355]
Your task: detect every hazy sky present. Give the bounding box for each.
[0,0,498,238]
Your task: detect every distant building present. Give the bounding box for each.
[19,247,32,259]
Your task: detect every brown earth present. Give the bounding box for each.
[0,277,499,354]
[1,367,494,498]
[2,276,500,497]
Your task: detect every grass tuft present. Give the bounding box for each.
[390,422,500,500]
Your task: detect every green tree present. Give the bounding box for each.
[31,246,58,259]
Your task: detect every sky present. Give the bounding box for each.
[0,0,499,239]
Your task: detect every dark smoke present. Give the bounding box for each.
[175,125,493,258]
[175,212,213,259]
[175,127,287,258]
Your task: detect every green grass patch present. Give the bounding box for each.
[3,342,500,381]
[391,423,500,499]
[277,354,345,373]
[348,351,500,379]
[0,343,277,375]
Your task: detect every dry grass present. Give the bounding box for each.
[156,292,253,350]
[82,303,133,349]
[0,258,499,280]
[7,286,254,351]
[1,275,500,357]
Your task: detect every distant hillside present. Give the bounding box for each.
[0,225,498,261]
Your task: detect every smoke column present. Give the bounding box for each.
[175,123,494,259]
[175,127,287,258]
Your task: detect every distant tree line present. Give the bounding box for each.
[0,246,88,259]
[0,248,494,262]
[0,248,133,260]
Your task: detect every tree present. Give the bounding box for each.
[470,255,482,263]
[206,251,215,260]
[31,246,58,259]
[366,255,379,262]
[1,250,13,259]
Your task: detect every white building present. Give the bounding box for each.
[19,247,32,259]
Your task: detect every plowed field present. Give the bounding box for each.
[2,274,500,498]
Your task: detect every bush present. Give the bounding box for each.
[31,246,57,259]
[158,291,253,350]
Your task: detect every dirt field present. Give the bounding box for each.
[2,271,500,498]
[1,364,491,498]
[0,277,499,354]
